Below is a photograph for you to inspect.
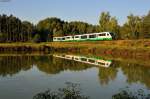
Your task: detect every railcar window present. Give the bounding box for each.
[75,36,79,38]
[62,55,65,57]
[66,37,71,39]
[62,38,65,40]
[81,58,87,61]
[107,33,109,36]
[89,35,96,38]
[81,35,87,39]
[57,38,62,40]
[74,58,79,60]
[88,59,95,63]
[66,56,71,59]
[98,62,105,65]
[99,33,106,36]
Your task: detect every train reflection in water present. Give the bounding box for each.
[53,54,112,68]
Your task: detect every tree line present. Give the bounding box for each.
[0,14,34,42]
[0,11,150,42]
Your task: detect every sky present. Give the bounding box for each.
[0,0,150,25]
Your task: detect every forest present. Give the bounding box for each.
[0,11,150,42]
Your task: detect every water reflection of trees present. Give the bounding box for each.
[98,61,118,85]
[0,55,92,76]
[99,67,118,85]
[36,56,92,74]
[98,60,150,88]
[0,56,33,77]
[120,62,150,88]
[1,55,150,89]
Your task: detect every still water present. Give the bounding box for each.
[0,54,150,99]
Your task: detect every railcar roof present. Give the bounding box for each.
[53,32,110,38]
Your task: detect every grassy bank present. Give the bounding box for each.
[0,39,150,48]
[48,39,150,49]
[48,39,150,61]
[0,39,150,60]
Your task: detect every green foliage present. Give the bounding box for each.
[0,14,34,42]
[113,87,150,99]
[33,34,41,43]
[99,12,111,32]
[22,21,34,41]
[1,10,150,42]
[33,82,89,99]
[98,11,150,40]
[121,14,142,39]
[37,17,64,38]
[99,12,120,39]
[37,18,99,38]
[142,11,150,38]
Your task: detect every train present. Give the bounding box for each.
[53,32,115,42]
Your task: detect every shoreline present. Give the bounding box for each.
[0,39,150,60]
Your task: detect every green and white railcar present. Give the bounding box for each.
[53,32,114,42]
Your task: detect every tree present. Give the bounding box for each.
[33,34,41,43]
[99,12,120,39]
[121,14,142,39]
[22,21,34,42]
[142,11,150,38]
[99,12,111,32]
[109,17,120,39]
[120,23,131,39]
[0,14,35,42]
[37,17,64,41]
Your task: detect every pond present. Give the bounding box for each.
[0,53,150,99]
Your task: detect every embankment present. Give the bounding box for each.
[0,39,150,60]
[0,43,52,52]
[48,39,150,61]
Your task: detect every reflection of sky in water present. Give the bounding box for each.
[0,55,149,99]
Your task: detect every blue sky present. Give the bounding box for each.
[0,0,150,25]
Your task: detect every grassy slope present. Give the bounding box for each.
[48,39,150,50]
[0,39,150,65]
[0,39,150,50]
